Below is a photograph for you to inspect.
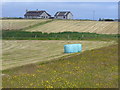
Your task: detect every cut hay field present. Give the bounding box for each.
[2,40,116,70]
[25,20,118,34]
[2,19,118,34]
[1,19,50,30]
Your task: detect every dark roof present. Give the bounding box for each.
[54,11,72,16]
[24,11,51,16]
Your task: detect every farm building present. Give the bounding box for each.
[24,10,51,19]
[54,11,73,19]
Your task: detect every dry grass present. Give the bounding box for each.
[25,20,118,34]
[1,19,49,30]
[2,19,118,34]
[2,40,116,70]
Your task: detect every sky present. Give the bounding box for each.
[2,2,118,20]
[2,0,120,2]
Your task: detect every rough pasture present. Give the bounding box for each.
[2,44,118,88]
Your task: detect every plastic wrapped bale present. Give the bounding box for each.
[64,44,82,53]
[77,44,82,52]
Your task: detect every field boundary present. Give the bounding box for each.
[2,31,119,41]
[20,20,53,31]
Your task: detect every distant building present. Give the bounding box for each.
[24,10,51,19]
[54,11,73,19]
[114,19,120,22]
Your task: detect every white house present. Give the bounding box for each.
[24,10,51,19]
[54,11,73,19]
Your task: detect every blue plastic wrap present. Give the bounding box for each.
[64,44,82,53]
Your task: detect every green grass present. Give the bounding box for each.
[2,30,119,41]
[2,44,118,88]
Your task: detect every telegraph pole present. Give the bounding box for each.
[93,10,95,20]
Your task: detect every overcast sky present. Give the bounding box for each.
[2,2,118,20]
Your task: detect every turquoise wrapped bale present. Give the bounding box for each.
[64,44,82,53]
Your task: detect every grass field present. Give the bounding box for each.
[2,44,118,88]
[2,19,118,34]
[2,40,116,70]
[1,19,50,30]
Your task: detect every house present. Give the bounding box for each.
[54,11,73,19]
[24,10,51,19]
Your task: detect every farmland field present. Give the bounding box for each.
[2,40,116,70]
[1,19,50,30]
[25,20,118,34]
[2,19,118,88]
[2,19,118,34]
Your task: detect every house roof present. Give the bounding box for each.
[24,11,51,16]
[54,11,72,16]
